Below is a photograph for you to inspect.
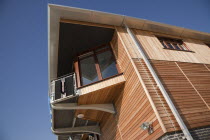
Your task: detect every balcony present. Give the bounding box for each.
[49,19,126,138]
[50,73,125,138]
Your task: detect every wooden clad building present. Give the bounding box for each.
[48,4,210,140]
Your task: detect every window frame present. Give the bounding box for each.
[205,43,210,48]
[158,37,193,52]
[74,44,121,88]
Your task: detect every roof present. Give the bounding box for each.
[48,3,210,82]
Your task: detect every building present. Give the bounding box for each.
[48,4,210,140]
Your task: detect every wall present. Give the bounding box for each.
[99,28,164,140]
[151,60,210,129]
[130,28,210,132]
[133,29,210,64]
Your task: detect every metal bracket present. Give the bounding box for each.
[51,103,116,114]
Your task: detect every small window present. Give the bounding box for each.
[158,37,192,52]
[75,44,120,87]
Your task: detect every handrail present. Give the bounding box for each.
[50,73,77,102]
[51,72,75,82]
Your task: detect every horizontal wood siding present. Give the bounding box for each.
[176,62,210,108]
[76,80,125,122]
[79,75,125,95]
[133,29,210,64]
[133,59,179,132]
[100,28,164,140]
[151,60,210,129]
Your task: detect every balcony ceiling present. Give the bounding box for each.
[48,3,210,84]
[57,23,114,77]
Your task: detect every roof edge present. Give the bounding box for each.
[48,3,210,39]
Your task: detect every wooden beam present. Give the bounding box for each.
[51,103,116,114]
[60,18,114,29]
[52,126,101,135]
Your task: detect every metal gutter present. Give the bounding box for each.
[124,24,193,140]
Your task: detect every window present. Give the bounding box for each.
[158,37,192,52]
[75,44,120,87]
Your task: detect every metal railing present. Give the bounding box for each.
[50,73,77,102]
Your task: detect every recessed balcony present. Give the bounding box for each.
[49,20,126,138]
[50,74,125,137]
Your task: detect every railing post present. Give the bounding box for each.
[50,80,55,102]
[73,73,79,95]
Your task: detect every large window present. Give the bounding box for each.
[74,44,120,87]
[158,37,192,52]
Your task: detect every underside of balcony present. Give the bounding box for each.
[51,74,125,138]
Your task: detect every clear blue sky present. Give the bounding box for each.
[0,0,209,140]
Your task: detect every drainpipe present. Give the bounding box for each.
[124,24,193,140]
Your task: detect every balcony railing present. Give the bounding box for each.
[50,73,77,102]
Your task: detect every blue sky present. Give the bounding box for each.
[0,0,209,140]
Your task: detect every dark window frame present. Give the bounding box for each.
[206,43,210,48]
[74,44,121,88]
[158,37,194,52]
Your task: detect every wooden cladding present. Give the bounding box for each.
[76,77,125,122]
[132,29,210,64]
[75,26,209,139]
[150,60,210,129]
[134,58,210,131]
[133,59,179,132]
[99,28,164,140]
[175,63,210,108]
[116,26,210,132]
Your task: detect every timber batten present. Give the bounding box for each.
[132,29,210,64]
[99,28,165,140]
[150,60,210,129]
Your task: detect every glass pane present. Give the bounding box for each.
[166,42,174,49]
[172,43,181,50]
[80,56,98,85]
[180,44,187,50]
[161,41,167,48]
[97,50,118,79]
